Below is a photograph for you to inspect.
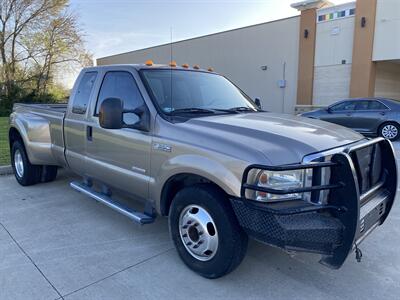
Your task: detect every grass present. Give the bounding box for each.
[0,117,10,166]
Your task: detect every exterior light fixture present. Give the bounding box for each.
[361,17,366,27]
[304,29,309,38]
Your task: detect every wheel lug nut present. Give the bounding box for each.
[198,231,203,235]
[187,220,192,225]
[182,233,187,238]
[186,242,192,246]
[182,225,188,229]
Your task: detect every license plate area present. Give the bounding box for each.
[359,190,389,237]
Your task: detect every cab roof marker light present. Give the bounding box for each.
[193,64,200,70]
[182,64,189,68]
[145,60,153,66]
[169,61,177,67]
[207,67,214,72]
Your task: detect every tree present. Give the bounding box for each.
[28,10,92,95]
[0,0,92,109]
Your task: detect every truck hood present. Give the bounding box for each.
[177,112,364,165]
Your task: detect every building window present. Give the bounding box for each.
[317,7,356,23]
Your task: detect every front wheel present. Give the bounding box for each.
[169,184,248,278]
[379,122,400,141]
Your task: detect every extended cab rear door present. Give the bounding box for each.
[85,67,152,201]
[64,70,99,174]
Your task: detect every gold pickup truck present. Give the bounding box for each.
[8,63,397,278]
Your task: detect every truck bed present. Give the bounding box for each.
[13,103,68,114]
[10,103,68,167]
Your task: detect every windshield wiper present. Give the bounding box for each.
[228,106,258,112]
[169,108,217,115]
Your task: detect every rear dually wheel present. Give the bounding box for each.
[11,141,42,186]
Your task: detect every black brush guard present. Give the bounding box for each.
[231,138,397,268]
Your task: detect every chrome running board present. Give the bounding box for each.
[70,181,155,225]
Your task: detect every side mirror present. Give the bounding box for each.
[99,98,124,129]
[99,97,151,132]
[130,104,151,132]
[254,98,262,109]
[326,107,332,113]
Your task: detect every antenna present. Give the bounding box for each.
[170,26,173,112]
[170,26,173,64]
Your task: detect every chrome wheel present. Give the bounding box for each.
[14,149,24,178]
[381,124,398,139]
[179,205,218,261]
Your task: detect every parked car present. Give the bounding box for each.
[8,64,397,278]
[301,98,400,140]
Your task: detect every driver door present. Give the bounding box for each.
[85,70,152,201]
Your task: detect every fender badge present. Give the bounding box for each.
[152,143,172,152]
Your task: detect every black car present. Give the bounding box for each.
[301,98,400,140]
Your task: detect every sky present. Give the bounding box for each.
[61,0,350,87]
[70,0,350,60]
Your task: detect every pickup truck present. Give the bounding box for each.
[9,63,397,278]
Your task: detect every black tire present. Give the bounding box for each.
[41,165,58,183]
[169,184,248,279]
[11,141,42,186]
[379,122,400,141]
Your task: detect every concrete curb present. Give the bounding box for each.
[0,165,13,176]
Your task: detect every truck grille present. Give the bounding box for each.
[350,143,383,195]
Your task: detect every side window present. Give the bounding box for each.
[72,72,97,114]
[355,101,370,111]
[330,101,356,111]
[368,101,388,110]
[96,71,145,125]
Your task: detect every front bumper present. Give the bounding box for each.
[233,138,397,269]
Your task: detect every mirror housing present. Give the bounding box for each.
[326,107,332,113]
[99,98,124,129]
[254,98,262,109]
[99,97,151,132]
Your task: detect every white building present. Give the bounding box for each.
[97,0,400,114]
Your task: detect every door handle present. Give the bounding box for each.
[87,126,93,141]
[380,112,386,116]
[346,113,352,116]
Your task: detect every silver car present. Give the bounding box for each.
[301,98,400,140]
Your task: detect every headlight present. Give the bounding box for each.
[246,169,313,202]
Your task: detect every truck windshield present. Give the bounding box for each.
[140,69,258,115]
